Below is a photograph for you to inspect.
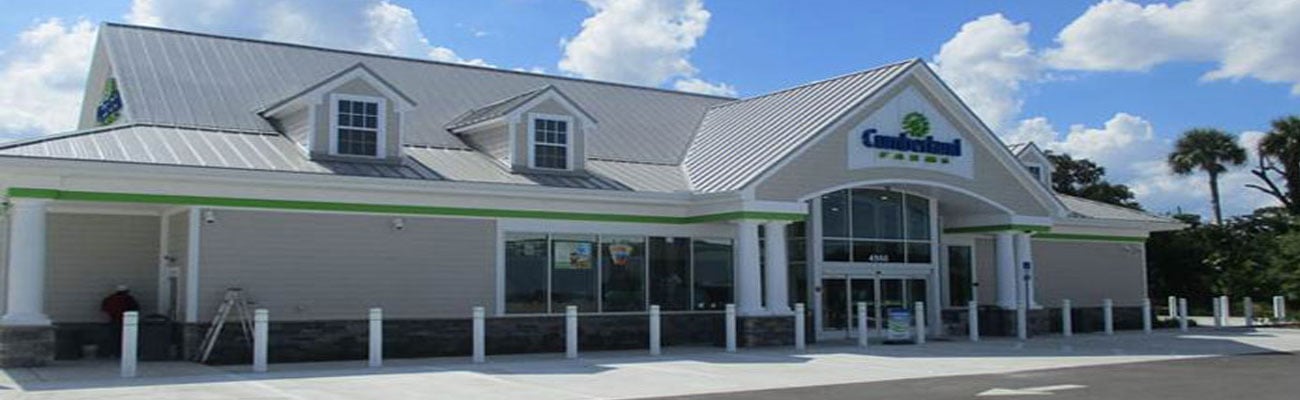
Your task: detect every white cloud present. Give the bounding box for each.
[1008,113,1275,216]
[932,14,1041,132]
[0,18,97,139]
[126,0,492,67]
[559,0,731,93]
[1044,0,1300,94]
[672,77,736,97]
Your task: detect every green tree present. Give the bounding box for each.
[1047,152,1142,210]
[1249,116,1300,214]
[1168,128,1247,224]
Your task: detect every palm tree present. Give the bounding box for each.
[1168,128,1247,224]
[1257,116,1300,213]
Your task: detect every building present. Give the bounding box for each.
[0,23,1182,366]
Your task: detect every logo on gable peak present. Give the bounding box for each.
[902,112,929,138]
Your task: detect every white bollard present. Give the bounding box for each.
[472,306,485,363]
[968,300,979,342]
[649,305,661,356]
[725,304,737,353]
[368,308,382,368]
[1168,296,1177,318]
[1103,299,1114,336]
[1178,298,1189,332]
[1244,297,1254,327]
[1142,298,1153,334]
[914,302,926,345]
[794,303,806,351]
[1220,296,1231,325]
[565,305,578,359]
[1062,299,1073,338]
[1275,296,1287,320]
[857,302,869,348]
[1016,298,1028,341]
[120,311,138,378]
[253,309,268,372]
[1213,298,1222,328]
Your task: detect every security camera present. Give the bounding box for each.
[203,210,216,224]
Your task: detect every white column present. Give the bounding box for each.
[2,198,50,326]
[1142,298,1152,334]
[565,305,578,359]
[995,232,1017,309]
[793,303,805,351]
[735,220,764,315]
[725,304,737,352]
[1103,298,1114,335]
[120,311,138,378]
[1062,299,1073,337]
[968,300,979,342]
[368,308,382,368]
[649,305,661,356]
[253,309,268,372]
[1013,233,1038,308]
[763,221,792,315]
[472,306,485,363]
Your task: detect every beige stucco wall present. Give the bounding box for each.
[45,213,160,323]
[511,97,588,172]
[1034,239,1147,307]
[754,79,1051,217]
[195,209,496,321]
[309,78,403,162]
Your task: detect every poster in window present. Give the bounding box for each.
[554,241,593,270]
[608,243,633,267]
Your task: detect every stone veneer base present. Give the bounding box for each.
[184,313,729,365]
[0,325,55,367]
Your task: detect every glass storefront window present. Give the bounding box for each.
[601,236,646,312]
[649,237,691,311]
[852,188,903,239]
[821,188,934,265]
[905,194,931,240]
[821,191,850,238]
[551,234,598,312]
[504,233,548,313]
[693,238,734,311]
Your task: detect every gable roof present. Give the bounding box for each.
[258,62,418,116]
[94,23,729,165]
[445,85,598,132]
[1056,193,1179,224]
[685,60,916,193]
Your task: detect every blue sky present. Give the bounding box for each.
[0,0,1296,218]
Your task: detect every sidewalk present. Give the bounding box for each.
[2,327,1297,400]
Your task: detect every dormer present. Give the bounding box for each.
[447,85,597,174]
[1011,142,1054,188]
[259,63,417,164]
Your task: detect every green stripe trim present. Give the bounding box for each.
[7,187,805,224]
[943,224,1051,234]
[1035,233,1147,243]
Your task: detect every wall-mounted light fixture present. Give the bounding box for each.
[392,218,405,231]
[203,210,216,224]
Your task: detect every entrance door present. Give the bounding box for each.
[875,278,927,337]
[821,276,925,339]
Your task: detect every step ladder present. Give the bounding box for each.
[196,288,254,363]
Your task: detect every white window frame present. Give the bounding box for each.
[328,93,387,158]
[527,112,575,171]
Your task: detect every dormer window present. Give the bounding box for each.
[529,113,572,170]
[1026,164,1042,181]
[331,94,386,157]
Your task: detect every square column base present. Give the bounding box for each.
[737,316,794,347]
[0,325,54,367]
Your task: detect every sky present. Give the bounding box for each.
[0,0,1297,219]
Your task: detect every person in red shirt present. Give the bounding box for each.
[101,285,140,357]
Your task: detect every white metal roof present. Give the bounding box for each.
[684,60,916,193]
[98,23,729,165]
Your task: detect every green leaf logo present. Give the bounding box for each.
[902,112,929,138]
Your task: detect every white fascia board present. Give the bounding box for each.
[1053,216,1186,232]
[943,214,1054,229]
[0,156,699,210]
[687,198,807,217]
[499,218,734,238]
[505,88,598,129]
[1044,222,1151,238]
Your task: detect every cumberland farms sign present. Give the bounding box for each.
[847,87,973,178]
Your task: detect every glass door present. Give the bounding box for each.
[821,278,847,336]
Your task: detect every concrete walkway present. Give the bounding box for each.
[2,327,1298,399]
